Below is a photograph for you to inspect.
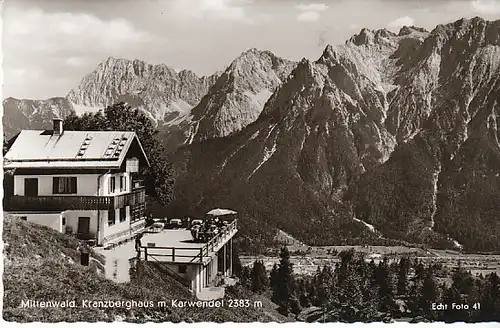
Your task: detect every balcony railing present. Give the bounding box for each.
[4,188,146,212]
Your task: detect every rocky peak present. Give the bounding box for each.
[66,57,219,123]
[398,25,428,36]
[185,49,296,143]
[350,28,376,46]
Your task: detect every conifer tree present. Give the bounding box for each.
[250,260,268,293]
[271,247,296,315]
[419,267,439,320]
[397,257,411,296]
[478,273,500,321]
[375,260,397,313]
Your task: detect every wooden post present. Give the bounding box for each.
[144,247,148,261]
[172,248,175,262]
[199,247,203,262]
[229,238,233,276]
[223,244,226,276]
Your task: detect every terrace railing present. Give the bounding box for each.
[141,219,238,264]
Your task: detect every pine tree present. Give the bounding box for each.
[240,266,251,288]
[440,286,466,322]
[451,265,475,295]
[297,279,311,307]
[270,263,279,291]
[397,257,411,296]
[271,247,296,315]
[250,260,268,293]
[419,267,439,320]
[478,273,500,321]
[375,260,397,314]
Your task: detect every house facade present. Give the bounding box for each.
[4,119,150,246]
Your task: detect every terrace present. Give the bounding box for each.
[140,219,238,264]
[95,219,238,283]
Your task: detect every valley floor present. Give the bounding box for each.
[242,238,500,278]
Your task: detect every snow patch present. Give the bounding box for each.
[220,143,247,171]
[249,131,259,140]
[353,217,377,233]
[248,137,278,180]
[353,216,382,237]
[187,122,201,145]
[429,163,442,230]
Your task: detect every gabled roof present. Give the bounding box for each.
[4,130,150,169]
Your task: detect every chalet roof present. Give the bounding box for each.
[4,130,150,169]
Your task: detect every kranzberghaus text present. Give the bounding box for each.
[20,300,156,309]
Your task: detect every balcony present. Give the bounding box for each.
[4,188,146,212]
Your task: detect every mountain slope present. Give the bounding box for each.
[167,17,500,252]
[67,57,220,125]
[2,97,76,139]
[167,27,426,246]
[185,48,296,143]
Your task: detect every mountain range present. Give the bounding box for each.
[167,17,500,252]
[3,17,500,252]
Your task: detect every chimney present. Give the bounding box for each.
[53,118,63,136]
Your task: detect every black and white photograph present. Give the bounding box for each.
[1,0,500,325]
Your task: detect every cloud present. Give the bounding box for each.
[170,0,256,23]
[3,7,163,98]
[297,11,321,22]
[295,3,329,12]
[4,7,157,55]
[387,16,415,31]
[295,2,329,23]
[65,57,87,67]
[471,0,500,14]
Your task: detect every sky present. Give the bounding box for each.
[2,0,500,99]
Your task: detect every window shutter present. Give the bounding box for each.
[71,177,77,193]
[53,177,59,194]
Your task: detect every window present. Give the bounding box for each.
[108,210,116,226]
[19,216,27,221]
[120,176,124,192]
[119,207,126,222]
[109,177,116,194]
[52,177,77,194]
[178,265,187,274]
[62,217,66,225]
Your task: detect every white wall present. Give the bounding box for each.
[13,213,63,232]
[62,210,99,235]
[14,174,100,196]
[100,206,131,240]
[100,172,132,196]
[14,172,133,197]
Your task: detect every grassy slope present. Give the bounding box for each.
[3,217,288,322]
